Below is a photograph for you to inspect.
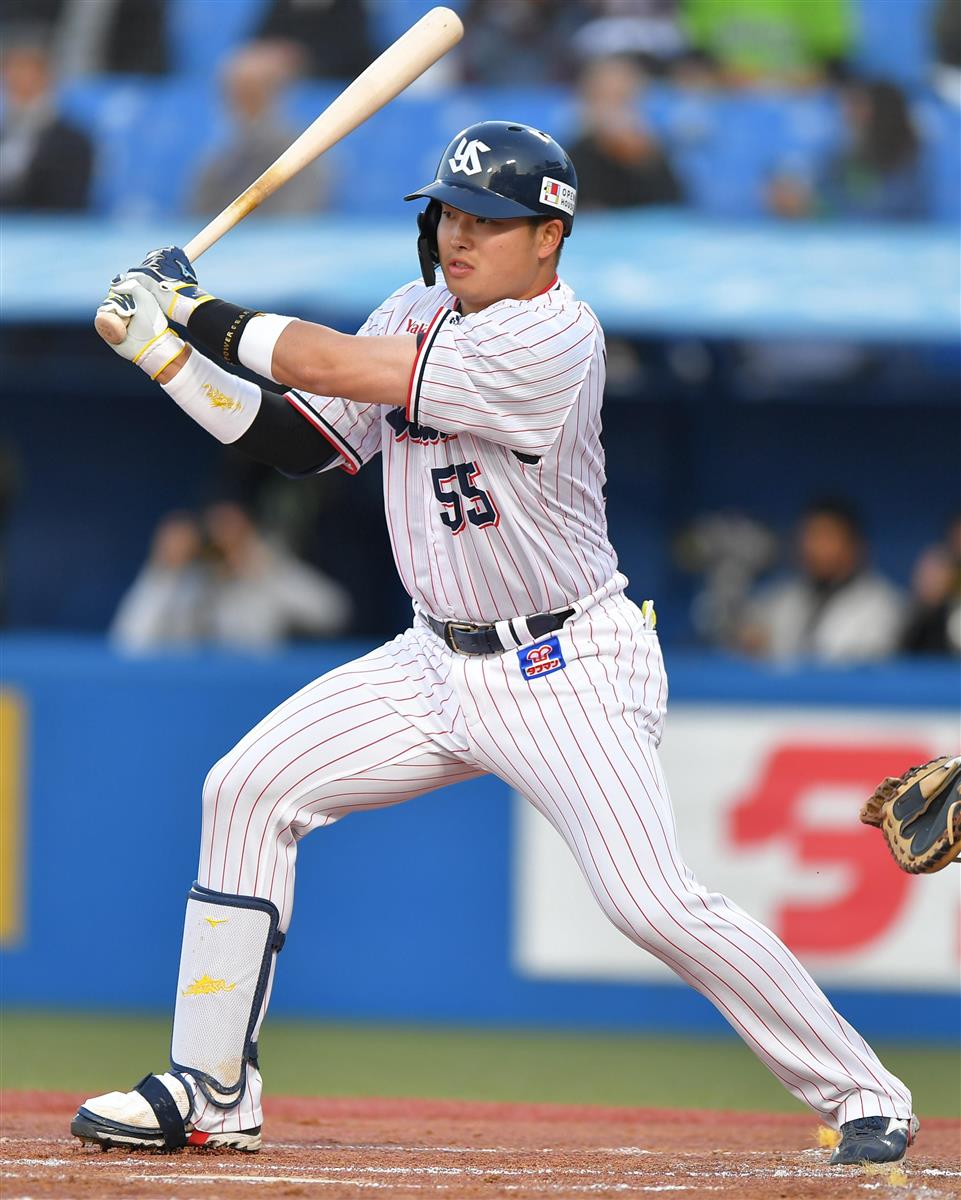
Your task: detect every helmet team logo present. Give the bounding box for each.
[448,137,491,176]
[518,635,567,680]
[540,176,576,217]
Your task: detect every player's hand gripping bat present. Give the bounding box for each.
[94,6,464,345]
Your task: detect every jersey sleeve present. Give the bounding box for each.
[407,302,599,455]
[281,287,416,474]
[284,390,381,475]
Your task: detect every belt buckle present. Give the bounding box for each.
[445,622,477,653]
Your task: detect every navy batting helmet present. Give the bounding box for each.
[404,120,578,285]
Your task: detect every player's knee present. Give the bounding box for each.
[590,884,682,955]
[201,752,239,819]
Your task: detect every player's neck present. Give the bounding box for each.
[455,273,559,316]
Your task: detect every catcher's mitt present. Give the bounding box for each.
[860,756,961,874]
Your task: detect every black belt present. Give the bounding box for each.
[425,607,575,656]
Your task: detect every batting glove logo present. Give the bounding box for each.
[448,137,491,176]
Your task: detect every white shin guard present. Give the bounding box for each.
[170,884,284,1109]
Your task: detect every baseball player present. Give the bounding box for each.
[73,122,916,1167]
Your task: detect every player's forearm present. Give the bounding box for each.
[185,301,415,407]
[157,347,337,475]
[269,319,415,407]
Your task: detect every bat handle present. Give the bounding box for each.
[94,309,129,346]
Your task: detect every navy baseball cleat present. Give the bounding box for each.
[829,1115,919,1165]
[71,1072,262,1152]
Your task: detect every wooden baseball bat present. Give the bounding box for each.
[95,5,463,345]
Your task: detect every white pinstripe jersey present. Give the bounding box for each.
[286,277,618,624]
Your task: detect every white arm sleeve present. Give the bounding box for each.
[161,350,262,444]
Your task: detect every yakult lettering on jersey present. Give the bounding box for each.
[385,407,453,445]
[288,278,614,624]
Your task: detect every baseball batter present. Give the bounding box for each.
[73,122,916,1167]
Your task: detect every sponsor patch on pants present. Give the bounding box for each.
[518,636,566,680]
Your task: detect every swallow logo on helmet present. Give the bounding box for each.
[448,137,491,176]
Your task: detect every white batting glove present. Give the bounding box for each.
[97,279,186,379]
[124,245,215,326]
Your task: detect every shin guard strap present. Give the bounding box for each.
[134,1075,188,1149]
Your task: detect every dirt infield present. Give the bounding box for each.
[2,1091,959,1199]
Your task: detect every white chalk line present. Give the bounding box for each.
[3,1135,959,1198]
[5,1154,960,1181]
[0,1135,845,1157]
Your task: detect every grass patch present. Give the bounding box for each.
[2,1011,957,1117]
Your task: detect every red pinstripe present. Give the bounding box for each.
[588,603,906,1113]
[246,670,463,893]
[466,651,829,1110]
[572,611,886,1099]
[203,650,453,883]
[425,346,594,397]
[446,328,595,378]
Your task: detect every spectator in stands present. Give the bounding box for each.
[768,79,925,221]
[932,0,961,107]
[682,0,852,88]
[0,32,93,211]
[901,515,961,656]
[111,503,352,653]
[190,41,326,218]
[459,0,587,85]
[737,498,905,664]
[568,56,685,210]
[0,0,168,75]
[111,512,208,651]
[571,0,688,77]
[674,511,780,649]
[255,0,373,78]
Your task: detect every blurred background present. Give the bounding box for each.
[1,0,959,1116]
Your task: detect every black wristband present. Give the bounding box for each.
[188,299,260,365]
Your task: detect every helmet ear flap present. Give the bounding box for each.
[416,201,442,287]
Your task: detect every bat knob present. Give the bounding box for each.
[95,310,129,345]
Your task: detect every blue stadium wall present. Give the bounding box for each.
[2,637,957,1041]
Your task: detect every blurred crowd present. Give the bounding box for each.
[677,502,961,662]
[2,0,957,663]
[111,501,352,652]
[105,492,961,661]
[1,0,958,220]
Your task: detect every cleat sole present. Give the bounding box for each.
[71,1110,261,1154]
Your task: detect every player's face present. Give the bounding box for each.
[436,206,562,314]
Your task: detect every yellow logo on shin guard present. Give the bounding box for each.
[182,975,237,996]
[204,917,229,927]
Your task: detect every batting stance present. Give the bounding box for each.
[74,122,916,1167]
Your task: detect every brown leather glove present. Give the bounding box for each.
[860,756,961,874]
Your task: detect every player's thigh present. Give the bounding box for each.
[461,598,679,932]
[199,632,478,890]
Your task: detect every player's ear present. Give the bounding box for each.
[536,218,564,262]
